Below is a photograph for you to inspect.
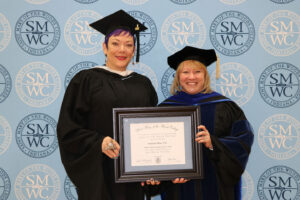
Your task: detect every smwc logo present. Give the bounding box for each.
[210,11,255,56]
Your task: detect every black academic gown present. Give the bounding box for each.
[57,67,158,200]
[152,91,254,200]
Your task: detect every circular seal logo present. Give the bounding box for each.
[74,0,98,3]
[15,10,60,56]
[259,10,300,57]
[0,115,12,155]
[0,13,11,52]
[14,164,60,200]
[258,114,300,160]
[211,62,255,106]
[128,62,158,90]
[15,113,58,158]
[170,0,197,5]
[64,176,77,200]
[25,0,50,4]
[65,61,98,89]
[0,167,11,200]
[210,11,255,56]
[128,11,157,55]
[64,10,103,56]
[0,64,12,103]
[161,68,176,98]
[121,0,149,5]
[161,10,206,53]
[270,0,295,4]
[258,62,300,108]
[219,0,246,5]
[15,61,61,108]
[242,170,254,200]
[257,165,300,200]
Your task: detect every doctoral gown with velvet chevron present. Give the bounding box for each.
[57,68,158,200]
[155,91,254,200]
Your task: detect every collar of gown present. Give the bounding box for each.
[96,66,133,77]
[163,91,231,106]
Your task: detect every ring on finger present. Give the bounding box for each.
[105,142,115,150]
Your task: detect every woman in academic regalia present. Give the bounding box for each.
[57,10,158,200]
[148,46,254,200]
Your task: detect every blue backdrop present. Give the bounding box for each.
[0,0,300,199]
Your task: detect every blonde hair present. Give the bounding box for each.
[170,60,213,95]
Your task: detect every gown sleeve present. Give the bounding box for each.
[207,101,254,185]
[56,70,107,195]
[145,76,158,106]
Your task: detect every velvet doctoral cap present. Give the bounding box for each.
[89,10,147,62]
[167,46,217,70]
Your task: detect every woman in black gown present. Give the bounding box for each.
[57,10,158,200]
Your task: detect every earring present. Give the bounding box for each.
[178,84,182,90]
[132,53,136,65]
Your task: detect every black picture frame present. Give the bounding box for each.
[113,106,203,183]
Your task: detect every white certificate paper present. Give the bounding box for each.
[130,122,186,166]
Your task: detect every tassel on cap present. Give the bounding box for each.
[216,55,220,79]
[135,24,140,63]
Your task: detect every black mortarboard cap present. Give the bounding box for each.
[168,46,217,70]
[89,10,147,62]
[167,46,220,78]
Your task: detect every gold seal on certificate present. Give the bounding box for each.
[113,106,203,183]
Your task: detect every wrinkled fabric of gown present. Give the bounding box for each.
[147,91,254,200]
[57,67,158,200]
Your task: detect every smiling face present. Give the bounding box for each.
[178,60,207,95]
[103,31,135,71]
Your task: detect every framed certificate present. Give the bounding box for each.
[113,106,203,183]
